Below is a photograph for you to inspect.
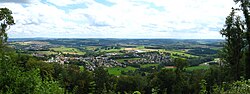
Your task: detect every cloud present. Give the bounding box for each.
[0,0,36,3]
[0,0,237,39]
[46,0,93,6]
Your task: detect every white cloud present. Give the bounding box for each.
[0,0,237,39]
[0,0,35,3]
[46,0,94,6]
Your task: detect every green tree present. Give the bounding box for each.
[151,69,176,94]
[116,75,147,94]
[220,9,245,80]
[173,58,189,94]
[234,0,250,79]
[0,8,15,47]
[0,8,63,93]
[93,67,110,94]
[0,52,63,94]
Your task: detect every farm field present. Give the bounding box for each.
[140,63,159,68]
[164,65,210,71]
[186,65,210,71]
[34,51,57,55]
[107,66,137,76]
[50,46,85,55]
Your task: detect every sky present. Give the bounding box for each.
[0,0,236,39]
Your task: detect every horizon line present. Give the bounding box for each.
[8,37,224,40]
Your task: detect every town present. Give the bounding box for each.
[8,38,220,73]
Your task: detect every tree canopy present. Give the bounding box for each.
[0,8,14,47]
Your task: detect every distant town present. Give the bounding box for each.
[9,38,221,73]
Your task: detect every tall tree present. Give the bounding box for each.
[220,9,245,80]
[234,0,250,79]
[93,67,110,94]
[0,8,15,47]
[173,58,189,94]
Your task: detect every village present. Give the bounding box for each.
[8,39,220,72]
[44,50,172,71]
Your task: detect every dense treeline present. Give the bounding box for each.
[187,48,218,56]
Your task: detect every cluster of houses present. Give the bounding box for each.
[44,51,171,71]
[11,41,172,71]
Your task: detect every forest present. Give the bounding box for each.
[1,0,250,94]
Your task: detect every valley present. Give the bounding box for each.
[8,38,222,75]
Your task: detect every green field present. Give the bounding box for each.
[34,51,57,55]
[140,64,159,68]
[136,46,145,49]
[84,46,100,51]
[107,66,137,76]
[159,49,198,58]
[115,58,141,63]
[186,65,210,71]
[79,66,84,72]
[164,65,210,71]
[50,47,85,55]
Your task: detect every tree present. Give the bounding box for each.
[173,58,189,94]
[93,67,110,94]
[151,69,176,94]
[220,9,245,80]
[233,0,250,79]
[174,58,188,73]
[0,8,15,47]
[0,51,63,93]
[0,8,65,94]
[116,75,147,94]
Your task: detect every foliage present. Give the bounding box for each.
[0,8,15,47]
[116,75,147,94]
[93,67,110,93]
[201,79,250,94]
[0,50,63,94]
[233,0,250,79]
[200,80,208,94]
[220,8,245,80]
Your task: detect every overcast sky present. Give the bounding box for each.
[0,0,236,39]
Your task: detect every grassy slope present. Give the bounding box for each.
[140,64,159,68]
[50,47,85,55]
[107,66,137,76]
